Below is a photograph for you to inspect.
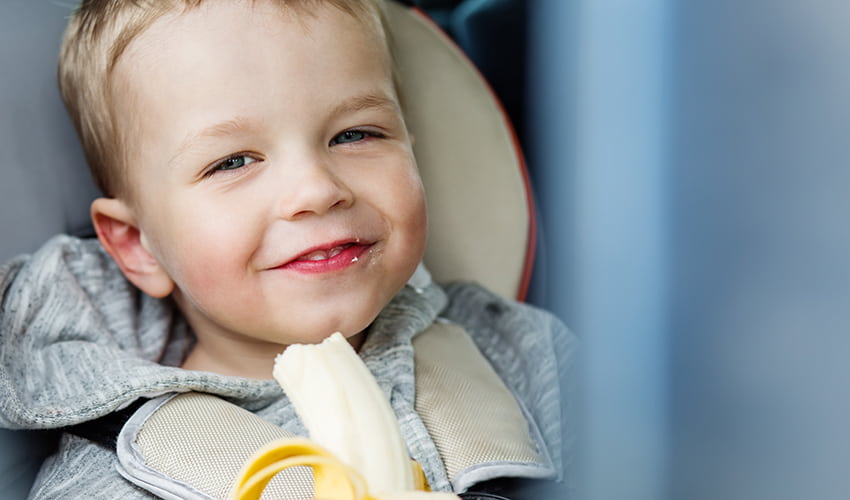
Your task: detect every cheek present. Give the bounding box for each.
[408,194,428,250]
[389,170,428,262]
[400,172,428,236]
[157,204,258,292]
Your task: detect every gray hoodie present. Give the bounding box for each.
[0,235,575,498]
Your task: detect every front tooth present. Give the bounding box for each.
[328,246,344,258]
[303,250,329,261]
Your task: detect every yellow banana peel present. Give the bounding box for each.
[230,437,458,500]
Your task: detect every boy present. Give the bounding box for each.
[0,0,573,498]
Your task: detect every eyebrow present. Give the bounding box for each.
[330,92,400,117]
[170,116,258,166]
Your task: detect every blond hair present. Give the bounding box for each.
[58,0,391,198]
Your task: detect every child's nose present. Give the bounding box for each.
[275,156,354,220]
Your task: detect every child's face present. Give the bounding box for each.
[110,1,426,367]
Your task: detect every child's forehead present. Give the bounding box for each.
[142,1,385,47]
[117,1,395,97]
[116,0,394,95]
[116,0,391,84]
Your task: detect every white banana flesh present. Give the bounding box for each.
[266,332,460,500]
[273,332,413,494]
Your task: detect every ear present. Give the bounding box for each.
[91,198,175,298]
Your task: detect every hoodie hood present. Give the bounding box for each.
[0,236,276,428]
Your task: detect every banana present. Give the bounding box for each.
[231,437,368,500]
[273,332,413,494]
[230,332,460,500]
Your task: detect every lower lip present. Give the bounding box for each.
[279,244,371,274]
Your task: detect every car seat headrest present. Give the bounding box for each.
[386,1,535,300]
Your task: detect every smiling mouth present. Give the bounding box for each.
[295,243,356,262]
[278,240,373,273]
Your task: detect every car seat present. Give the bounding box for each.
[0,0,535,497]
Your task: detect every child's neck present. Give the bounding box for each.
[181,343,277,379]
[181,330,367,379]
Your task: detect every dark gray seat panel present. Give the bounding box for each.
[0,0,98,263]
[1,3,95,498]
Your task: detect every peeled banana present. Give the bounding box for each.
[230,332,460,500]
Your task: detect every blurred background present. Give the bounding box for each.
[416,0,850,499]
[3,0,850,499]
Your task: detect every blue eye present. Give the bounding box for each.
[332,130,368,145]
[212,154,256,173]
[331,129,387,146]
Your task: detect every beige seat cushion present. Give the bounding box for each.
[386,1,534,300]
